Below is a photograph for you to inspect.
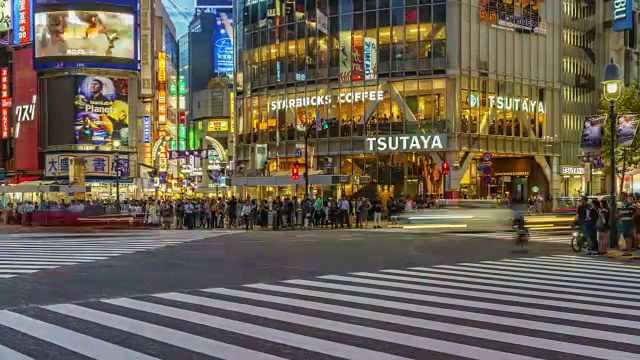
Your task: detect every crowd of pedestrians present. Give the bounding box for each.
[576,192,640,256]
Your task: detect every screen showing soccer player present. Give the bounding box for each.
[34,10,135,69]
[74,76,129,146]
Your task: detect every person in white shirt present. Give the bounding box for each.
[241,200,252,230]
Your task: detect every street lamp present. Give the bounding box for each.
[112,131,122,213]
[602,58,623,248]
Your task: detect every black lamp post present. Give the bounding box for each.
[602,58,623,248]
[112,131,122,213]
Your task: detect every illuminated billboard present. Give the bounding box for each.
[74,75,129,146]
[12,0,33,44]
[12,48,39,171]
[33,0,138,70]
[214,13,233,73]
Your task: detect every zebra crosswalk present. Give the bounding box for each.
[0,230,236,279]
[0,254,638,359]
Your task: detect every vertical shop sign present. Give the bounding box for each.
[157,51,167,125]
[140,0,154,96]
[179,111,186,124]
[364,37,378,81]
[1,67,8,139]
[143,115,151,143]
[158,128,168,172]
[13,0,32,45]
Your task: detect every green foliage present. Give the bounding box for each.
[598,84,640,178]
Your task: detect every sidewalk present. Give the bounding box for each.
[0,223,153,233]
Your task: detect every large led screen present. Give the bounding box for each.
[33,4,136,70]
[74,75,129,146]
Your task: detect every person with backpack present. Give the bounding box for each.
[597,199,610,255]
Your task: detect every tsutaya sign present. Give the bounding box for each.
[270,90,385,110]
[366,134,447,152]
[488,96,545,114]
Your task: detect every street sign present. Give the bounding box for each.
[482,152,492,162]
[477,165,483,172]
[482,165,491,175]
[482,175,492,185]
[295,148,303,158]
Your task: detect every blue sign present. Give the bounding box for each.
[213,13,234,73]
[295,148,303,158]
[476,165,483,173]
[195,0,232,8]
[143,116,151,143]
[483,176,492,185]
[482,165,491,175]
[13,0,34,45]
[613,0,633,32]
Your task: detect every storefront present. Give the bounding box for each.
[560,166,586,196]
[44,152,135,200]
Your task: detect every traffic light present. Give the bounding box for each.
[292,163,299,180]
[442,161,450,175]
[322,118,338,129]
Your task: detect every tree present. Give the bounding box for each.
[598,83,640,192]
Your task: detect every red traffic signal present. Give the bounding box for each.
[292,164,299,180]
[442,161,450,175]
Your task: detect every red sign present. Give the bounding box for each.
[1,67,8,139]
[12,48,39,171]
[179,111,186,125]
[17,0,32,45]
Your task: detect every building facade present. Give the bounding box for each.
[233,0,567,202]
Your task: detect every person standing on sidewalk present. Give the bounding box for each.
[619,193,638,256]
[372,197,383,228]
[339,197,350,228]
[584,199,599,256]
[597,199,610,255]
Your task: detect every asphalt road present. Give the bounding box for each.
[0,229,636,360]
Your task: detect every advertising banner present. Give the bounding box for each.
[479,0,546,35]
[157,51,167,125]
[12,0,32,44]
[74,75,129,146]
[12,48,39,171]
[0,0,11,32]
[616,114,640,147]
[139,0,153,96]
[580,114,605,151]
[1,67,8,139]
[213,13,233,73]
[364,37,378,81]
[316,0,327,35]
[339,35,351,82]
[33,0,138,70]
[143,115,151,143]
[45,153,130,178]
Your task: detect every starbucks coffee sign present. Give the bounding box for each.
[366,134,447,152]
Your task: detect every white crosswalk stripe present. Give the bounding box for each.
[0,255,638,359]
[465,230,573,243]
[0,230,237,279]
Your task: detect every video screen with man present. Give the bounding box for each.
[34,10,135,69]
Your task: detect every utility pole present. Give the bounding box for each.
[304,123,313,199]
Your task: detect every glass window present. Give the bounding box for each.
[391,8,405,61]
[339,0,352,14]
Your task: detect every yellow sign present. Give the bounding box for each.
[157,51,167,125]
[207,119,229,131]
[157,51,166,82]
